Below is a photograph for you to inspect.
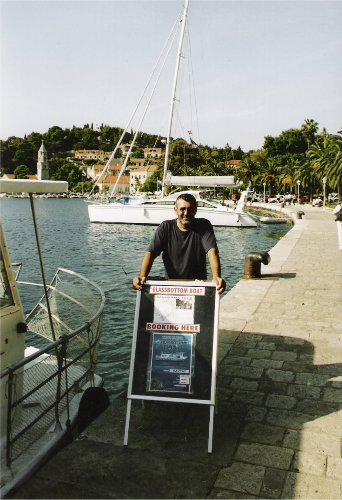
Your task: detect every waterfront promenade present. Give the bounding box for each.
[10,203,342,499]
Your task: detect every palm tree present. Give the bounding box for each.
[301,119,319,150]
[240,157,260,190]
[324,135,342,200]
[296,158,320,202]
[277,157,300,195]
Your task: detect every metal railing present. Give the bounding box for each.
[1,268,105,467]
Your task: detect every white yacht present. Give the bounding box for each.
[88,187,258,227]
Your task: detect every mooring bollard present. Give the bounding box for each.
[296,211,305,219]
[243,251,271,279]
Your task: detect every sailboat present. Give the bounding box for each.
[0,179,108,497]
[87,0,257,228]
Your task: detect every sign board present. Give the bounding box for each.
[124,280,219,452]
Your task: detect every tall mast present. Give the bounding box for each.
[162,0,189,194]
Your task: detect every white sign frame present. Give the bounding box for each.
[124,280,220,453]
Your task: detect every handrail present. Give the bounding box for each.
[1,268,105,469]
[0,268,105,379]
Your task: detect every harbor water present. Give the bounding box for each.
[0,197,291,402]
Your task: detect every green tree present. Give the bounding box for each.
[14,165,31,179]
[240,157,260,189]
[301,119,319,150]
[12,141,35,172]
[141,173,158,193]
[166,139,202,176]
[26,132,43,152]
[264,129,307,157]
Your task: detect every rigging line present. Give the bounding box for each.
[185,20,201,146]
[186,23,201,144]
[89,9,183,196]
[108,15,183,200]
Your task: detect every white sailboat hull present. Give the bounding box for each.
[88,203,257,227]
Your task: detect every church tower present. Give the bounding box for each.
[37,142,49,180]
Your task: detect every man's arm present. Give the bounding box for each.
[132,251,155,290]
[208,247,226,295]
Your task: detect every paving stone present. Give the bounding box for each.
[260,468,286,499]
[218,330,240,344]
[293,451,327,476]
[283,361,318,373]
[207,487,239,498]
[266,409,315,430]
[272,351,298,361]
[294,372,330,386]
[230,379,259,391]
[231,390,265,406]
[323,387,342,403]
[241,423,285,445]
[257,380,288,396]
[221,356,252,366]
[257,341,277,350]
[326,457,342,480]
[244,406,267,422]
[265,369,295,383]
[251,359,283,369]
[283,429,341,457]
[283,338,305,346]
[246,348,272,359]
[209,488,261,499]
[214,462,265,496]
[282,471,342,499]
[316,412,342,434]
[287,384,321,399]
[265,394,297,410]
[296,399,340,416]
[218,365,264,379]
[234,443,294,470]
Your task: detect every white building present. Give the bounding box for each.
[130,165,157,194]
[37,142,49,180]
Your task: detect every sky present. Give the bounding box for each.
[1,0,341,151]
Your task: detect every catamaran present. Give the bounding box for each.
[87,0,257,228]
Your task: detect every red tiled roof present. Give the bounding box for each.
[2,174,38,180]
[99,175,129,184]
[226,160,242,165]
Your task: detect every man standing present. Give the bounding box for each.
[132,193,226,294]
[333,202,342,251]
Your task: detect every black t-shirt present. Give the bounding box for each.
[147,218,218,280]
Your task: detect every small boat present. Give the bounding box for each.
[0,179,107,498]
[260,216,288,224]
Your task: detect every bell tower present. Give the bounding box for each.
[37,142,49,180]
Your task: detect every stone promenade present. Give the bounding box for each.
[10,204,342,499]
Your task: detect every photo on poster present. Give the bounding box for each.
[146,333,195,393]
[153,295,194,325]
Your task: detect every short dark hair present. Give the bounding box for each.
[175,193,197,206]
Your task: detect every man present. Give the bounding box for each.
[132,193,226,294]
[333,201,342,251]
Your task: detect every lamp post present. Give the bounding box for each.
[263,182,266,203]
[297,180,301,204]
[322,177,326,209]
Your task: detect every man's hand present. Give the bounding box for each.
[212,277,226,295]
[132,276,146,290]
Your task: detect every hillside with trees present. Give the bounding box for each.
[1,120,341,200]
